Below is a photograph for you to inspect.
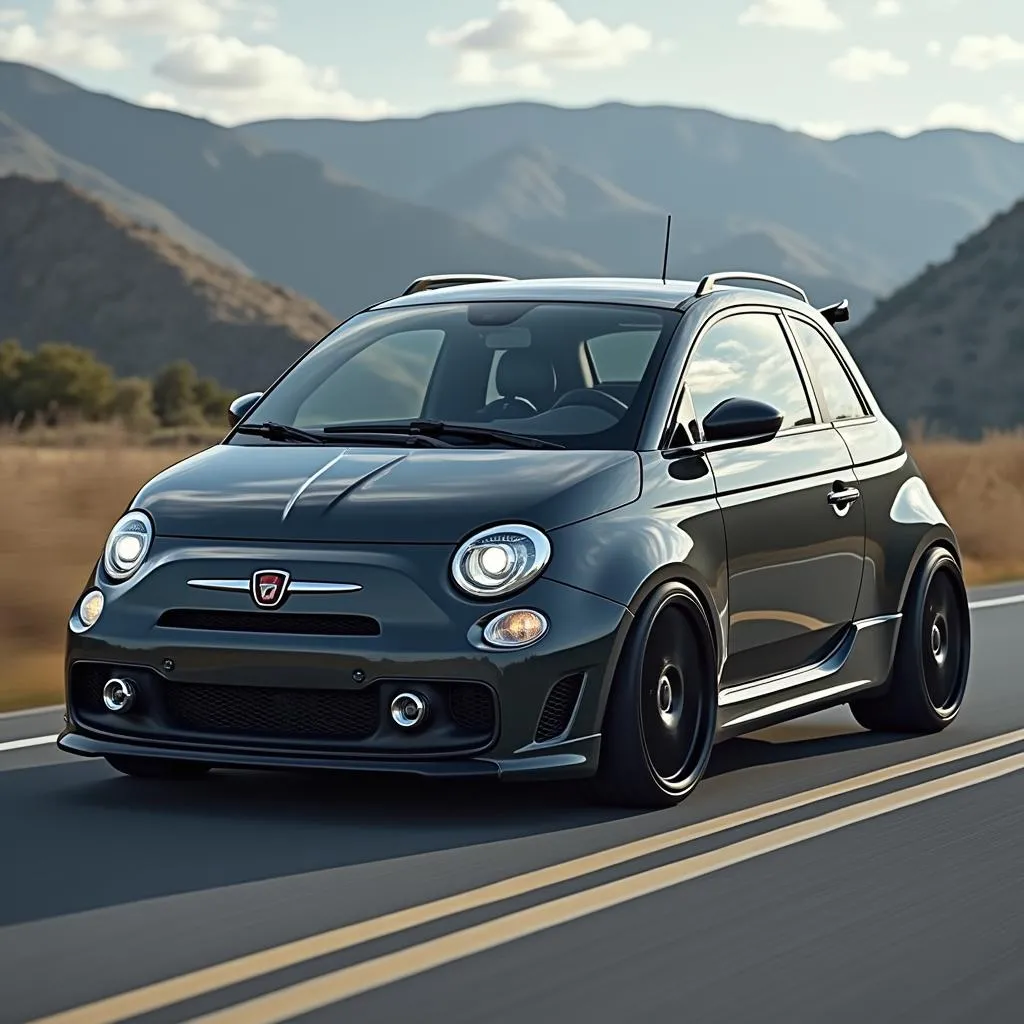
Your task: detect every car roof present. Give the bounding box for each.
[371,275,820,316]
[373,277,702,311]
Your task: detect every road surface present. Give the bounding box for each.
[2,581,1023,1024]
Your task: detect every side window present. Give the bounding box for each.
[586,331,661,382]
[293,330,444,426]
[787,318,867,421]
[683,312,814,433]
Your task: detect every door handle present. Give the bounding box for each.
[828,485,860,516]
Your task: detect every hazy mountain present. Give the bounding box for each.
[0,62,597,320]
[246,102,1024,296]
[0,176,337,391]
[0,111,250,274]
[845,198,1024,436]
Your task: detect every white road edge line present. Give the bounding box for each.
[0,734,59,753]
[0,592,1019,755]
[969,594,1024,610]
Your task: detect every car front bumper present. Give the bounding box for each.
[61,538,632,781]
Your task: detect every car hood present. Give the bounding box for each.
[134,444,641,544]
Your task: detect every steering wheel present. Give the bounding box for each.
[476,396,538,420]
[551,388,628,417]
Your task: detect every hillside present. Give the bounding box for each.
[0,62,597,321]
[845,198,1024,436]
[0,112,250,274]
[0,177,337,392]
[246,102,1024,300]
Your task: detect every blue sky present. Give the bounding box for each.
[1,1,1023,138]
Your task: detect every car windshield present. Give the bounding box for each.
[233,301,682,450]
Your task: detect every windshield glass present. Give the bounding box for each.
[234,301,681,450]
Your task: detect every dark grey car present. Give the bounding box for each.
[60,272,971,807]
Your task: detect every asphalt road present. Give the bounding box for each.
[2,582,1023,1024]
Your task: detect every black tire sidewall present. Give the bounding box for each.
[597,582,718,805]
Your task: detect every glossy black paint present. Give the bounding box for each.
[60,276,962,783]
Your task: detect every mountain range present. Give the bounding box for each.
[0,176,335,391]
[0,58,1023,434]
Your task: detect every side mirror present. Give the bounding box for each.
[701,397,783,446]
[227,391,263,427]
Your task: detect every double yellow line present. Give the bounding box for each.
[33,728,1024,1024]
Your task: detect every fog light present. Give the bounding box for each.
[482,609,549,648]
[102,677,136,713]
[73,589,104,632]
[390,691,427,729]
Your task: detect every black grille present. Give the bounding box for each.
[156,609,380,636]
[449,683,496,734]
[164,682,379,740]
[535,673,584,743]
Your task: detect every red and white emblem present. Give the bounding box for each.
[250,569,291,609]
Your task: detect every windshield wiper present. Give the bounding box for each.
[321,419,565,450]
[234,421,450,448]
[235,421,327,444]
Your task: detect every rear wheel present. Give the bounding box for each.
[850,547,970,733]
[596,583,718,808]
[105,755,211,780]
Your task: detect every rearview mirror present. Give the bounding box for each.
[701,397,783,445]
[228,391,263,427]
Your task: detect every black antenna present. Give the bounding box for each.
[660,214,672,284]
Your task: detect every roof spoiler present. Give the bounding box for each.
[818,298,850,325]
[694,271,808,303]
[402,274,516,296]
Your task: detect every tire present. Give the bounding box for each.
[595,582,718,808]
[849,547,970,733]
[105,755,211,780]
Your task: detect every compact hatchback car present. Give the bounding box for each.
[60,272,971,807]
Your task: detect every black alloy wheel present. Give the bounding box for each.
[596,582,718,808]
[850,547,970,733]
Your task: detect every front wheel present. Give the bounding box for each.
[105,755,211,780]
[850,547,970,733]
[595,583,718,808]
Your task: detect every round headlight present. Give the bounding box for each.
[451,524,551,599]
[103,511,153,582]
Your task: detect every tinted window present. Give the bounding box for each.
[239,302,681,451]
[294,330,444,426]
[684,312,813,432]
[586,331,661,382]
[788,318,867,421]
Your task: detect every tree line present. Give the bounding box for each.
[0,339,235,431]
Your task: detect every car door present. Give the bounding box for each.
[681,307,867,688]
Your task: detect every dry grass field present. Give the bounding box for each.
[2,433,1022,712]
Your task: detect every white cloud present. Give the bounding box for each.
[0,9,26,24]
[738,0,842,32]
[926,40,942,56]
[949,34,1024,71]
[0,18,125,68]
[453,51,550,87]
[428,0,652,87]
[800,119,847,138]
[872,0,900,16]
[924,98,1024,139]
[52,0,224,34]
[152,34,393,122]
[829,47,909,82]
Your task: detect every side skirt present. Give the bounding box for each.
[715,614,901,740]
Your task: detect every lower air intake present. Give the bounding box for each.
[534,673,584,743]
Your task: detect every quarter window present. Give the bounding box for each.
[684,312,814,433]
[787,318,867,421]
